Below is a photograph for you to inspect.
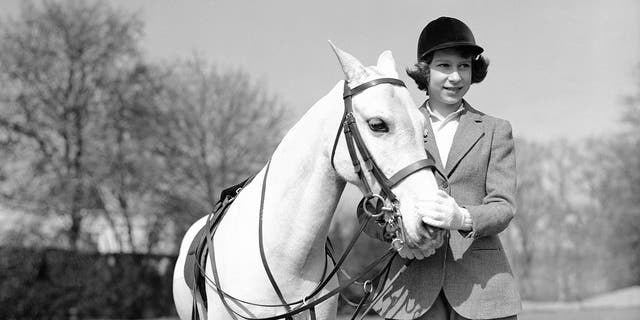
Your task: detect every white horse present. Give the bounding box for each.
[173,43,442,320]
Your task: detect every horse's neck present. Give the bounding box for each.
[259,82,346,273]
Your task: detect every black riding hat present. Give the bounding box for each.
[417,17,484,60]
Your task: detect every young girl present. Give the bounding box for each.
[369,17,521,320]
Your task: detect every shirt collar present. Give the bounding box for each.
[425,101,465,122]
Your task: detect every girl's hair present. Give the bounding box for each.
[406,47,489,93]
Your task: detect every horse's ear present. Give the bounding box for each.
[328,40,368,82]
[376,50,399,77]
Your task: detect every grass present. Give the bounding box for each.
[335,307,640,320]
[125,307,640,319]
[519,307,640,320]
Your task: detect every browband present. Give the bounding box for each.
[343,78,406,98]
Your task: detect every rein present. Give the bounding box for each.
[195,77,436,320]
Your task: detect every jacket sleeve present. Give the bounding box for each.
[463,119,517,238]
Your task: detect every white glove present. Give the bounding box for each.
[420,190,472,231]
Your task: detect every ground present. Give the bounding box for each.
[341,286,640,320]
[155,286,640,320]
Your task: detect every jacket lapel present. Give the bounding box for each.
[418,103,445,174]
[444,101,485,177]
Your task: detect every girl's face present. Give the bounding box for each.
[428,48,472,107]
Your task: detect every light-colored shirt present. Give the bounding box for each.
[423,102,473,231]
[424,102,465,166]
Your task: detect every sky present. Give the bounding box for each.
[3,0,639,141]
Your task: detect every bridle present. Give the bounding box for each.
[331,78,437,249]
[195,77,437,320]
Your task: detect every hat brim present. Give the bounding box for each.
[419,42,484,60]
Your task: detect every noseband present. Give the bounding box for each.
[331,78,436,249]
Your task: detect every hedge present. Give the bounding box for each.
[0,246,177,319]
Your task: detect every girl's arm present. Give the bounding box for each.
[463,119,516,238]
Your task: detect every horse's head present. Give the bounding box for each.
[328,43,444,254]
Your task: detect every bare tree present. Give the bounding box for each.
[152,57,291,247]
[578,67,640,289]
[596,69,640,287]
[90,63,171,253]
[0,2,291,254]
[0,0,144,250]
[511,78,640,299]
[511,138,606,300]
[509,138,552,297]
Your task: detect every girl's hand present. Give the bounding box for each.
[420,190,472,230]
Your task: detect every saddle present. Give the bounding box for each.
[183,176,253,310]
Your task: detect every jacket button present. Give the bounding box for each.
[441,181,449,189]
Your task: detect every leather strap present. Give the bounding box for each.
[355,260,414,320]
[243,249,397,320]
[387,158,436,188]
[329,110,345,171]
[257,161,294,319]
[338,78,435,205]
[331,78,405,171]
[345,78,406,98]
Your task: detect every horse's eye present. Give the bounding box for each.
[368,118,389,133]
